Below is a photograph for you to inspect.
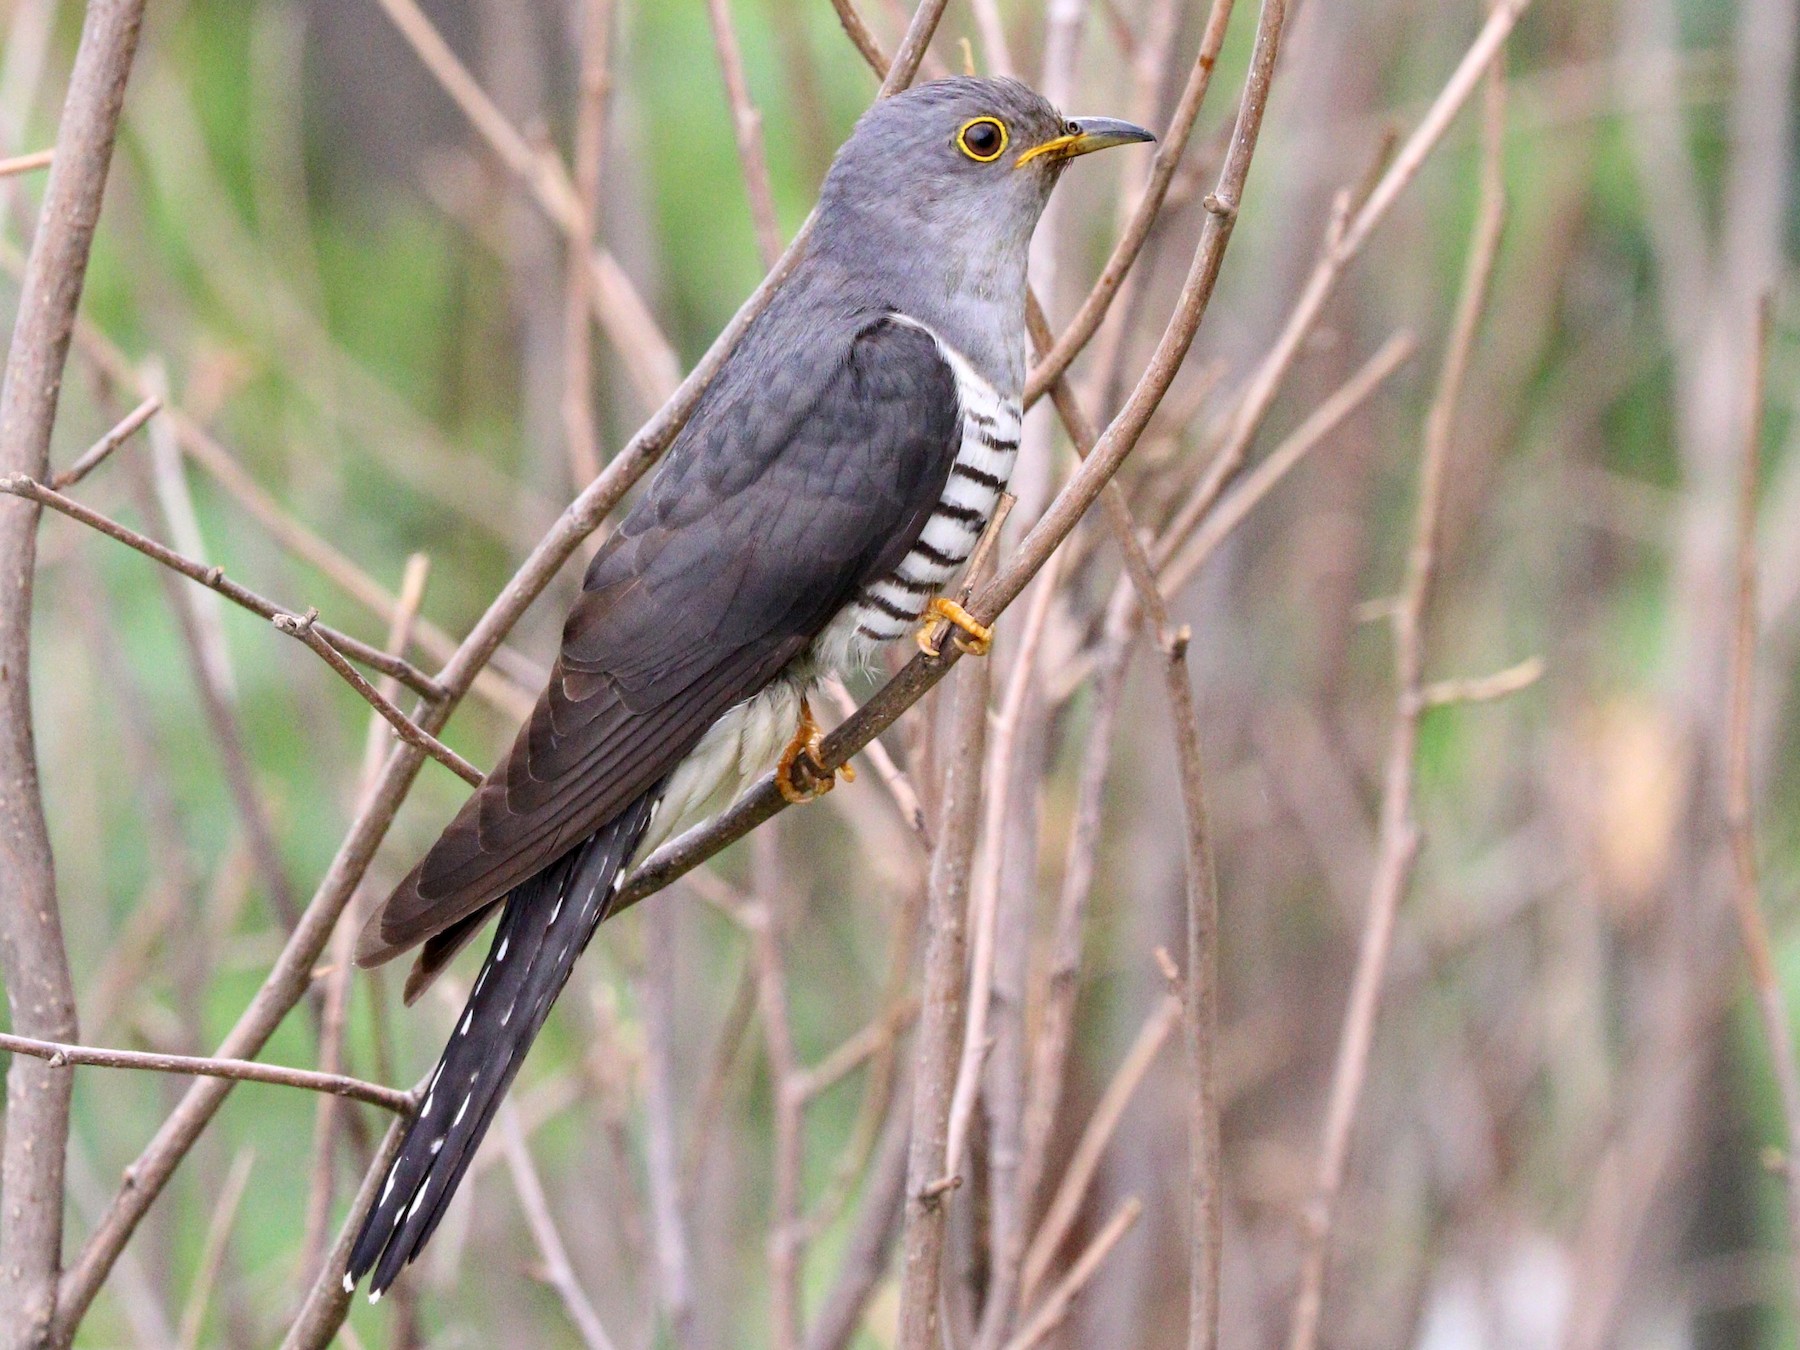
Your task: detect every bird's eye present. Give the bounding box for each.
[956,116,1008,163]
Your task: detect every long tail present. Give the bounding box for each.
[346,791,659,1297]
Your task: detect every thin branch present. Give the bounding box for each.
[1003,1198,1143,1350]
[1155,0,1532,565]
[1285,40,1510,1350]
[301,553,430,1287]
[1163,633,1223,1350]
[49,393,158,489]
[0,3,147,1338]
[368,0,681,407]
[1419,654,1544,708]
[0,473,448,701]
[274,608,483,787]
[0,1032,413,1113]
[706,0,784,269]
[281,1116,409,1350]
[897,653,990,1348]
[1722,293,1800,1300]
[560,0,615,488]
[1024,0,1238,402]
[1018,984,1181,1305]
[1158,331,1417,595]
[501,1105,620,1350]
[804,1081,913,1350]
[827,0,890,80]
[0,146,52,177]
[745,872,806,1350]
[173,1149,254,1350]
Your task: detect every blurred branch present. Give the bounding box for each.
[273,608,483,788]
[0,3,147,1341]
[0,474,449,702]
[1004,1198,1142,1350]
[1019,975,1181,1305]
[1285,37,1510,1350]
[1721,294,1800,1302]
[0,1032,413,1113]
[500,1105,620,1350]
[0,146,52,178]
[173,1148,253,1350]
[827,0,890,79]
[368,0,681,406]
[48,393,157,489]
[1158,330,1416,595]
[1419,654,1544,708]
[706,0,784,268]
[281,1116,408,1350]
[1155,0,1531,564]
[1024,0,1238,403]
[300,554,431,1289]
[805,1083,913,1350]
[560,0,614,488]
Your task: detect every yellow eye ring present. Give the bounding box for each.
[956,116,1009,163]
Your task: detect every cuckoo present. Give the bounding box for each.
[346,76,1152,1296]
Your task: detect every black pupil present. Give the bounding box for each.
[966,122,1000,155]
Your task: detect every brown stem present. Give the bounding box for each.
[0,4,147,1341]
[1285,40,1510,1349]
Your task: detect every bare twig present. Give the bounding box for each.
[1162,633,1223,1350]
[0,3,147,1338]
[1158,331,1417,595]
[1155,0,1533,564]
[1419,655,1544,708]
[1285,39,1511,1350]
[173,1149,254,1350]
[0,146,52,178]
[560,0,615,488]
[368,0,681,406]
[706,0,784,268]
[501,1105,620,1350]
[1019,984,1181,1305]
[273,609,483,787]
[301,554,430,1287]
[1721,294,1800,1300]
[0,473,448,700]
[804,1082,913,1350]
[1024,0,1238,403]
[0,1032,413,1113]
[49,393,158,488]
[897,654,990,1348]
[1003,1199,1143,1350]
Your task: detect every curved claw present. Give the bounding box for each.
[775,697,854,804]
[916,596,992,658]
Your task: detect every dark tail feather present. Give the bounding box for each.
[346,791,659,1297]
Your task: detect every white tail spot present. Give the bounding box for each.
[453,1095,471,1126]
[496,936,509,962]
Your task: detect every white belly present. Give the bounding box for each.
[629,677,804,863]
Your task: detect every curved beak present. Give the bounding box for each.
[1015,116,1156,168]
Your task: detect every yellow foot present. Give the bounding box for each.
[915,596,993,658]
[776,697,856,804]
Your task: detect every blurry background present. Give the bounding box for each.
[2,0,1798,1345]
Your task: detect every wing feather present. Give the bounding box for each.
[358,312,960,966]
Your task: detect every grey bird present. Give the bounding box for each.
[345,76,1151,1297]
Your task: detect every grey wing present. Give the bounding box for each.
[358,314,960,965]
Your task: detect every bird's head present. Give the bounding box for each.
[815,75,1154,274]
